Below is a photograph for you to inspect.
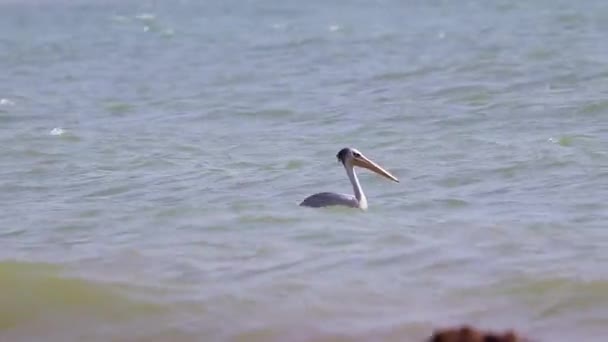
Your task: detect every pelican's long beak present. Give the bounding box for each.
[353,155,399,183]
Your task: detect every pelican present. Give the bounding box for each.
[299,147,399,209]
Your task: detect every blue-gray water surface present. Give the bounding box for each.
[1,0,607,341]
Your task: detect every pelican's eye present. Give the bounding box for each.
[353,152,361,158]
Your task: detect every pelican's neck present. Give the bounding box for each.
[345,163,367,208]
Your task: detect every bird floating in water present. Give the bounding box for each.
[299,147,398,209]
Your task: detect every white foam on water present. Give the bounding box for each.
[0,98,15,106]
[50,127,65,136]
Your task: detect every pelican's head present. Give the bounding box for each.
[336,147,399,182]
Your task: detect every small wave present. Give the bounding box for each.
[271,23,287,30]
[142,23,174,36]
[437,198,469,208]
[498,277,608,311]
[579,100,608,115]
[104,101,133,115]
[161,28,175,37]
[111,13,173,37]
[371,67,436,83]
[0,98,15,106]
[49,127,65,136]
[251,36,328,51]
[135,13,156,21]
[85,184,135,198]
[234,108,295,118]
[285,160,305,170]
[238,214,300,224]
[527,47,554,61]
[109,15,130,23]
[548,135,573,147]
[0,261,164,330]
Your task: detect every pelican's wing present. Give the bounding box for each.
[299,192,358,208]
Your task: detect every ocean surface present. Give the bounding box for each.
[1,0,607,341]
